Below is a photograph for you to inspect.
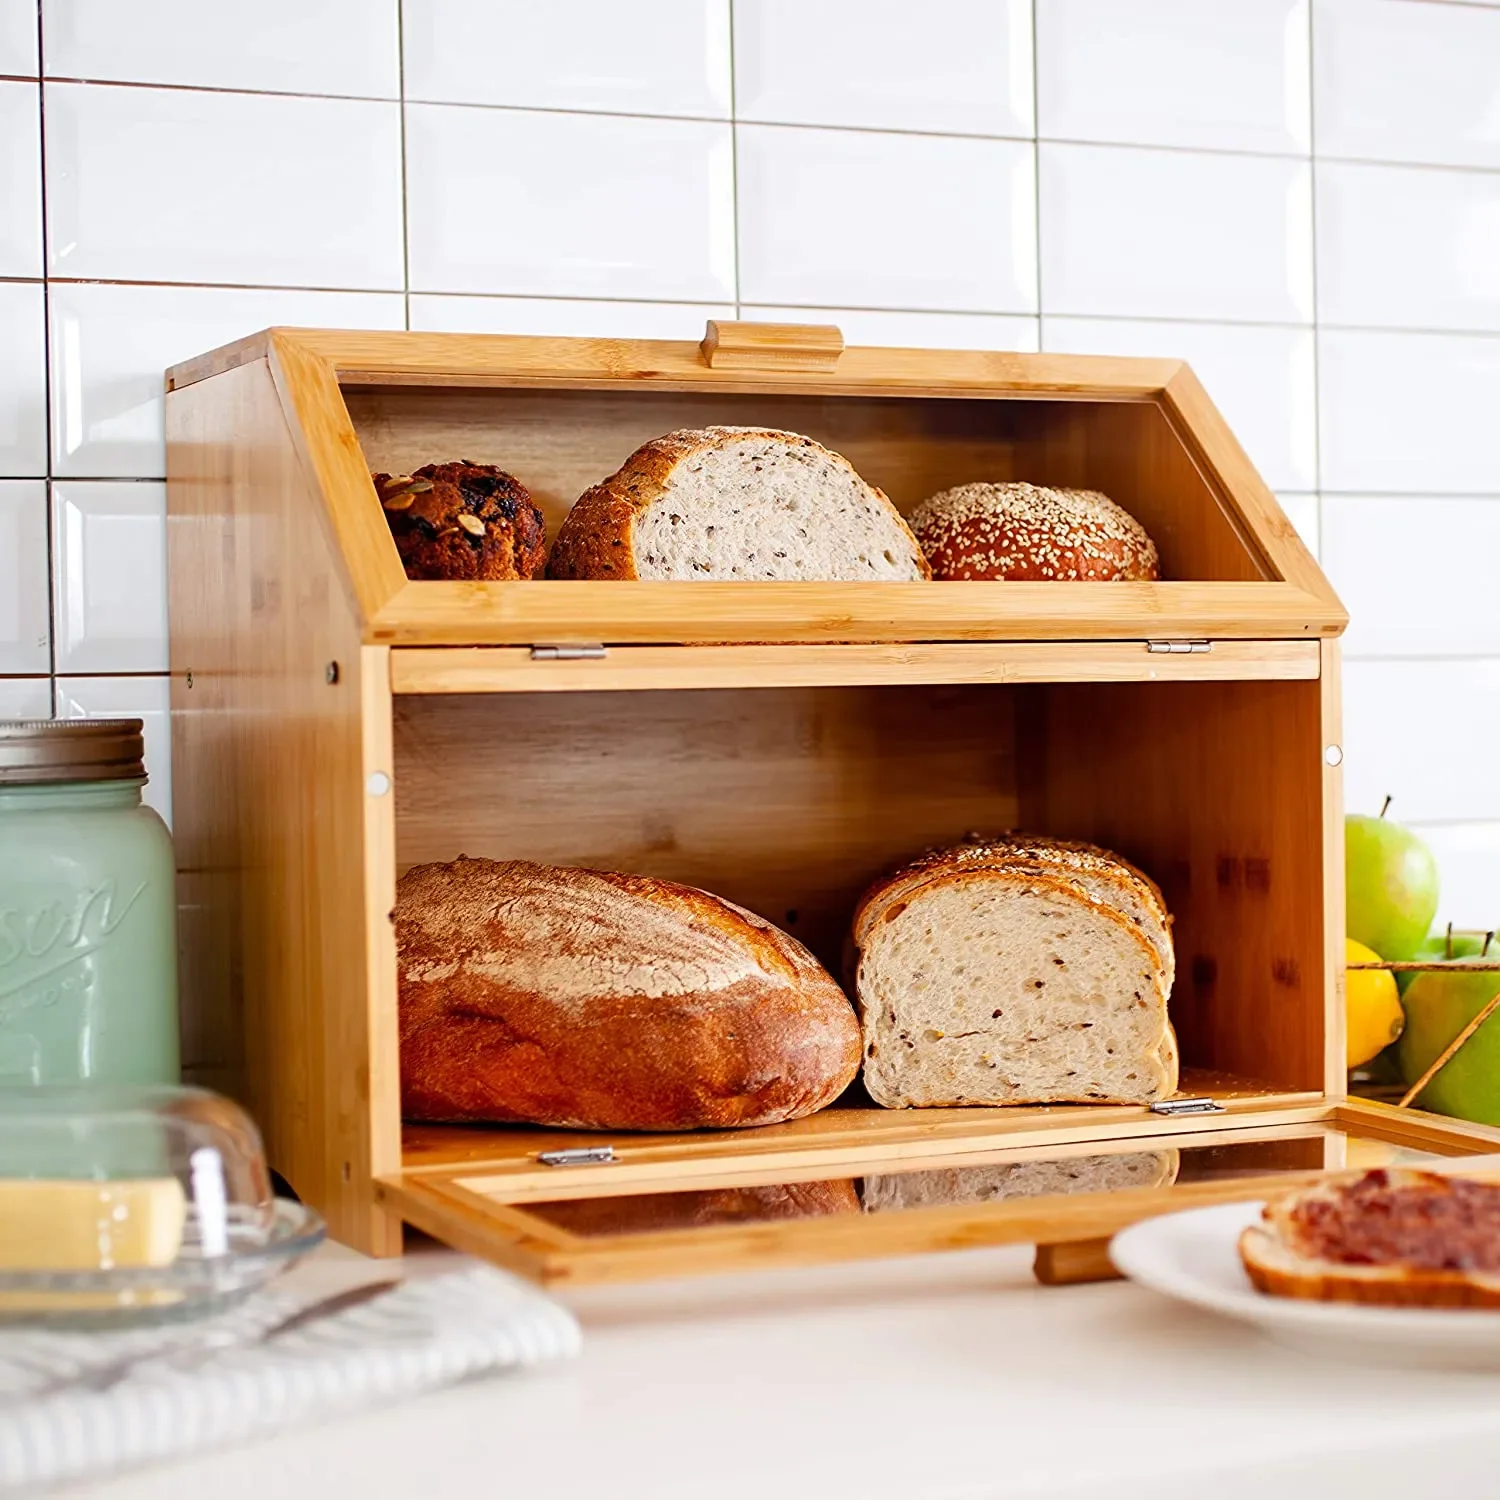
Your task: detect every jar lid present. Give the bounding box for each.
[0,719,147,786]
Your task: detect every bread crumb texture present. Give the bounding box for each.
[854,836,1177,1109]
[909,481,1159,582]
[546,426,931,581]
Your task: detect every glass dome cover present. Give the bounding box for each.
[0,1084,323,1326]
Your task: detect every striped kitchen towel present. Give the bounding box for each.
[0,1265,580,1491]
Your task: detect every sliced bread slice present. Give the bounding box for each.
[1240,1168,1500,1308]
[545,426,931,581]
[855,860,1177,1109]
[856,834,1175,992]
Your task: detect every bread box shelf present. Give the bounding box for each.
[167,324,1497,1284]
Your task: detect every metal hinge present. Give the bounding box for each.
[1149,1096,1226,1116]
[530,644,608,661]
[537,1145,617,1167]
[1145,640,1212,655]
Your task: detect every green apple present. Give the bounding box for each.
[1398,965,1500,1124]
[1398,929,1490,995]
[1345,812,1440,962]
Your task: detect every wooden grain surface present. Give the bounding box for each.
[170,326,1185,398]
[368,578,1341,646]
[166,356,402,1257]
[1321,639,1348,1096]
[701,319,844,371]
[389,640,1323,695]
[1032,1237,1117,1285]
[392,681,1022,974]
[1022,675,1329,1096]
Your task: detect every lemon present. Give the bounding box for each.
[1346,937,1404,1068]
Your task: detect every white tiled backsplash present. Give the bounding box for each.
[0,0,1496,923]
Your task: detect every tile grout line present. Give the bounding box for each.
[1029,0,1044,333]
[1306,0,1325,553]
[22,274,1500,345]
[34,0,54,712]
[13,70,1500,176]
[10,69,1500,177]
[727,0,741,318]
[397,0,411,330]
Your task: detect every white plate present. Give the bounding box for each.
[1110,1201,1500,1371]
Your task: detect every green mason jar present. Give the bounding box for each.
[0,720,180,1086]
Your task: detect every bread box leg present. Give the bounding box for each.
[167,356,404,1257]
[1033,1237,1120,1286]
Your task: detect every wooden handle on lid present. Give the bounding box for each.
[699,319,844,372]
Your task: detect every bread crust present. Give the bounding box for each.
[397,857,861,1131]
[910,482,1159,582]
[374,461,546,581]
[853,834,1174,987]
[545,426,932,580]
[1240,1224,1500,1308]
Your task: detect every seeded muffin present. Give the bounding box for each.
[909,481,1159,582]
[374,461,546,581]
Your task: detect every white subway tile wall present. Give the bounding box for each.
[0,0,1494,924]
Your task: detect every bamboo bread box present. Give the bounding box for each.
[165,321,1500,1287]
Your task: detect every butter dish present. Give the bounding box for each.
[0,1085,322,1327]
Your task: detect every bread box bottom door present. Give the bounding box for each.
[376,1101,1500,1285]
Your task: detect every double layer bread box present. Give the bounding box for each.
[165,322,1500,1288]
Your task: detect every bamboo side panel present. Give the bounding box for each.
[166,356,402,1256]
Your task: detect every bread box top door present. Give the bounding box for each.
[165,322,1344,647]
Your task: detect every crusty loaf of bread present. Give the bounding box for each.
[909,482,1159,581]
[545,426,931,581]
[1240,1168,1500,1308]
[862,1148,1179,1212]
[852,836,1178,1108]
[397,857,861,1131]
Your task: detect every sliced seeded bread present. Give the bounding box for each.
[861,834,1175,992]
[545,426,931,581]
[852,838,1178,1109]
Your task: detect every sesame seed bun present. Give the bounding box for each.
[909,482,1160,582]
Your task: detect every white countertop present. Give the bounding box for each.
[63,1238,1500,1500]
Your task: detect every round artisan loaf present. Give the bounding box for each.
[397,857,862,1130]
[852,836,1178,1109]
[374,461,546,581]
[545,426,931,581]
[909,481,1159,581]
